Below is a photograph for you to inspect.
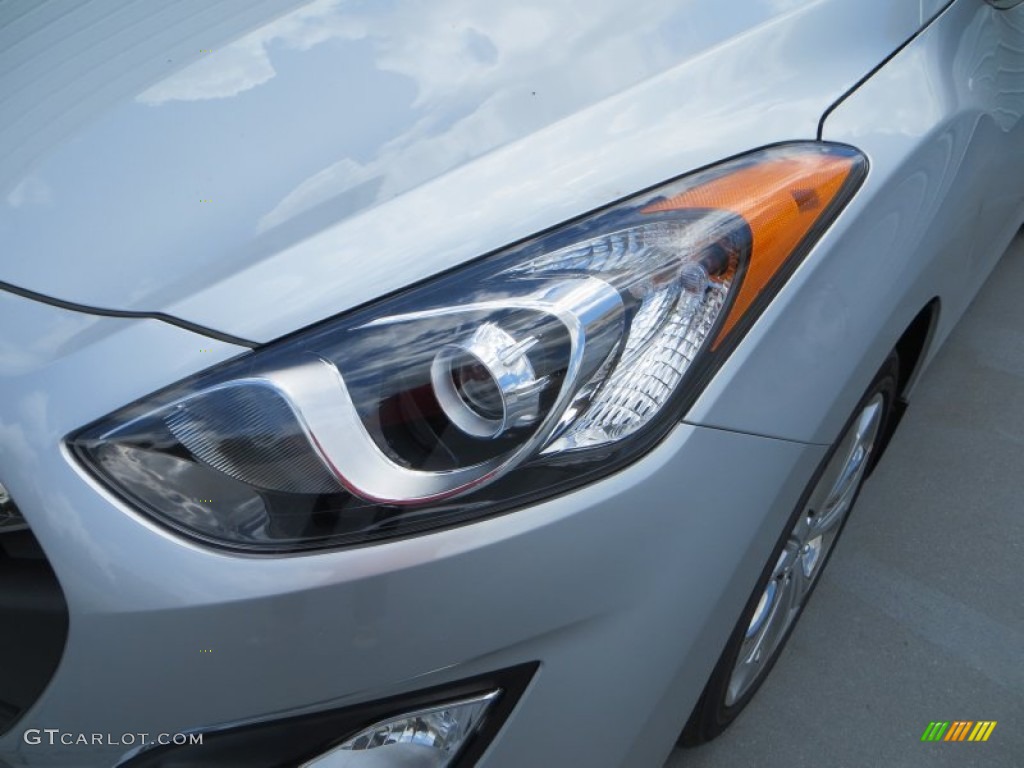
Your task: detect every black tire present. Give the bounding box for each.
[679,352,900,746]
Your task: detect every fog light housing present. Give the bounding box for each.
[303,691,498,767]
[116,663,536,768]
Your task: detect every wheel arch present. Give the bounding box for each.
[874,297,940,464]
[894,297,940,400]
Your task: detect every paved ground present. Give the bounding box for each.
[666,233,1024,768]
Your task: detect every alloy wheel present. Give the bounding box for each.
[724,393,885,706]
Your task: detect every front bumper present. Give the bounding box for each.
[0,291,826,767]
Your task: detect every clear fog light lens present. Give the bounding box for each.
[302,691,499,768]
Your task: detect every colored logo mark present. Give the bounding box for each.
[921,721,997,742]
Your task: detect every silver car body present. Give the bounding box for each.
[1,0,1022,766]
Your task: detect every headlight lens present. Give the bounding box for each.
[69,143,865,552]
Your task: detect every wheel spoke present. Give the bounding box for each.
[760,572,796,653]
[727,579,784,705]
[814,449,866,531]
[792,545,817,600]
[725,543,800,706]
[789,510,814,544]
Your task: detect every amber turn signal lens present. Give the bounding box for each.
[644,150,862,346]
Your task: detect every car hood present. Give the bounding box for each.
[0,0,943,343]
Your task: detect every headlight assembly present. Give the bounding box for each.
[69,143,866,552]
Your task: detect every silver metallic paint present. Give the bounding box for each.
[4,0,932,342]
[2,1,1023,766]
